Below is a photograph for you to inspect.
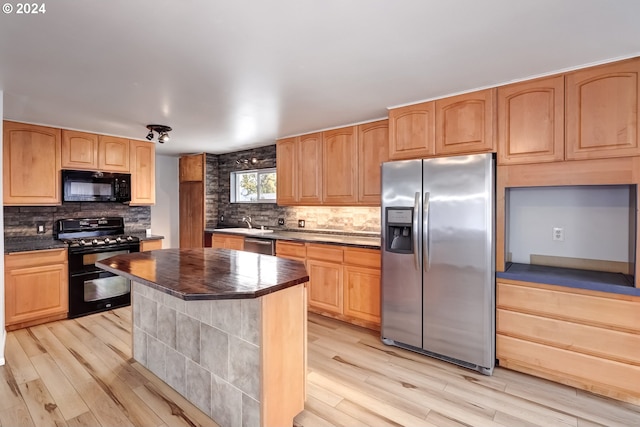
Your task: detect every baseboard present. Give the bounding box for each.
[0,329,5,366]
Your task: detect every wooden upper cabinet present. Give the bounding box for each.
[179,153,205,182]
[388,101,436,160]
[276,137,297,205]
[358,120,388,205]
[61,130,99,170]
[297,132,323,204]
[3,121,61,206]
[435,88,496,155]
[566,57,640,160]
[98,135,130,172]
[323,126,358,205]
[130,140,156,205]
[497,75,564,165]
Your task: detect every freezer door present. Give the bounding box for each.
[422,153,495,370]
[381,160,423,348]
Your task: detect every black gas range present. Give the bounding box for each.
[55,217,140,318]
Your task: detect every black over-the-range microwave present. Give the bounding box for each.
[62,169,131,203]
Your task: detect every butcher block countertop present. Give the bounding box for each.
[96,247,309,300]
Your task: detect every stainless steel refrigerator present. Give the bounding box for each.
[381,153,495,375]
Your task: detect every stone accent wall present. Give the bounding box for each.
[3,203,151,237]
[207,145,381,233]
[205,153,219,229]
[132,283,260,427]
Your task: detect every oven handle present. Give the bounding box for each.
[69,269,120,279]
[68,244,140,255]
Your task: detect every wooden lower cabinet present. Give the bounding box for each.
[497,279,640,404]
[275,241,306,263]
[211,234,245,250]
[140,239,163,251]
[4,248,69,331]
[343,247,381,328]
[277,241,381,330]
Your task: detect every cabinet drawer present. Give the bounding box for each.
[343,247,380,268]
[497,281,640,333]
[140,240,163,252]
[276,241,307,258]
[497,335,640,400]
[306,243,343,263]
[6,248,68,269]
[497,309,640,366]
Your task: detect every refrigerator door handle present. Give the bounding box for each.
[423,191,430,272]
[413,192,420,270]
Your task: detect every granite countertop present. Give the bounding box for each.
[4,233,164,254]
[4,236,68,253]
[497,262,640,297]
[206,227,381,249]
[96,248,309,300]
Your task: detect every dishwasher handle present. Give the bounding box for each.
[244,238,273,245]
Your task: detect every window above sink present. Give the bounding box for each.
[230,167,277,203]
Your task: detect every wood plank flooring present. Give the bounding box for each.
[1,307,639,427]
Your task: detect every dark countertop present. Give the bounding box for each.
[4,233,164,254]
[206,227,381,249]
[497,262,640,297]
[4,236,68,253]
[96,248,309,300]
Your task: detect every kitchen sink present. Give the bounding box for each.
[218,228,274,234]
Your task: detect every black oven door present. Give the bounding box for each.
[67,244,139,318]
[68,270,131,318]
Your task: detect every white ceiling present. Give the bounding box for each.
[1,0,640,156]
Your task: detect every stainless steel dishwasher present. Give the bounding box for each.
[243,237,275,255]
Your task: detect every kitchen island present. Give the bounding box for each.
[96,248,309,427]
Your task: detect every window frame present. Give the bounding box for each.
[230,167,277,204]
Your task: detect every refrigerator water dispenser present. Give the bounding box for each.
[385,207,413,253]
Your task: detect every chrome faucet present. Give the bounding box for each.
[242,216,252,229]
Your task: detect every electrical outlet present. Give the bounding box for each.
[552,227,564,241]
[278,218,285,226]
[36,223,45,234]
[298,219,305,228]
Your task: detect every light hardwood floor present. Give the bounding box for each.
[1,308,639,427]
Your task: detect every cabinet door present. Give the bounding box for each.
[98,135,130,172]
[61,130,99,170]
[140,240,163,251]
[323,126,358,205]
[297,133,323,204]
[358,120,388,205]
[497,76,564,165]
[3,121,61,205]
[130,140,156,205]
[5,250,68,326]
[226,235,245,250]
[276,137,297,205]
[566,58,640,160]
[306,259,343,314]
[343,265,381,325]
[179,181,204,248]
[435,89,496,155]
[389,101,436,160]
[212,235,244,250]
[179,153,205,182]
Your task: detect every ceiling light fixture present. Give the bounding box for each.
[145,124,172,143]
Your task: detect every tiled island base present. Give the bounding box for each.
[132,282,307,427]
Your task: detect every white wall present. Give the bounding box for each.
[1,91,5,365]
[507,185,635,264]
[151,154,179,248]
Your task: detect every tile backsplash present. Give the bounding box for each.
[4,203,151,237]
